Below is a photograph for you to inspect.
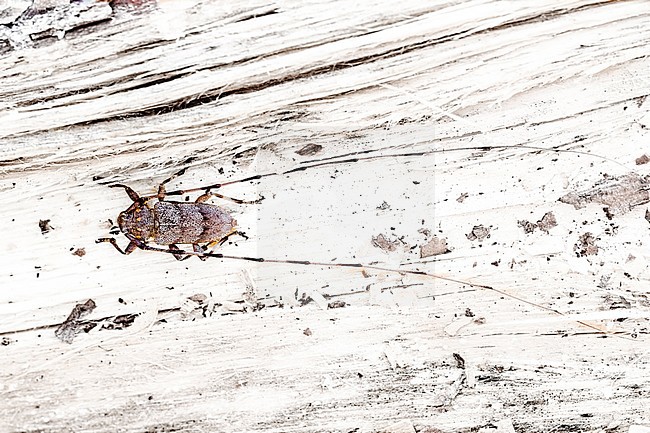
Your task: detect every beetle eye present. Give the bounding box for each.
[117,212,128,228]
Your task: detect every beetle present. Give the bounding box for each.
[97,170,263,260]
[94,164,614,337]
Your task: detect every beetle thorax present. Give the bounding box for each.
[117,202,154,240]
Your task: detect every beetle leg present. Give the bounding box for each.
[193,244,208,261]
[168,243,192,261]
[157,168,187,200]
[199,230,248,257]
[135,242,190,256]
[169,243,209,261]
[196,191,264,205]
[110,184,140,202]
[96,238,138,255]
[221,230,248,245]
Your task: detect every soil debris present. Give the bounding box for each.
[101,314,137,330]
[518,212,557,234]
[38,219,53,234]
[55,299,97,344]
[559,174,650,217]
[420,236,451,258]
[72,247,86,257]
[646,209,650,224]
[297,292,312,306]
[518,220,536,234]
[574,233,599,257]
[328,301,347,309]
[456,193,468,203]
[453,353,466,369]
[188,293,208,304]
[635,154,649,165]
[537,212,557,232]
[295,143,323,156]
[372,233,405,252]
[466,225,490,241]
[602,295,631,310]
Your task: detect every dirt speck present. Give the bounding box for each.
[646,208,650,223]
[456,193,468,203]
[188,293,208,304]
[537,212,557,232]
[509,258,528,269]
[1,337,13,346]
[101,313,138,330]
[453,353,466,369]
[603,294,631,310]
[72,248,86,257]
[39,219,53,234]
[303,328,312,336]
[295,143,323,156]
[420,236,451,258]
[111,0,157,10]
[376,201,391,211]
[297,292,312,306]
[518,220,537,234]
[55,299,97,344]
[574,232,599,257]
[371,233,404,252]
[519,212,557,234]
[603,207,614,220]
[328,301,347,309]
[466,225,490,241]
[635,154,649,165]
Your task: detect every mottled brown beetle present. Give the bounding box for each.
[97,169,263,260]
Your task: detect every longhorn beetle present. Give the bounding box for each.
[96,169,263,261]
[96,168,614,336]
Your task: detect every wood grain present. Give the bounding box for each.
[1,1,649,432]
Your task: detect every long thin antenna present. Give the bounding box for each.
[158,140,634,199]
[133,241,623,338]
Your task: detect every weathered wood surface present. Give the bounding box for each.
[1,0,650,432]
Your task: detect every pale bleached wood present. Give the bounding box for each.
[1,0,649,432]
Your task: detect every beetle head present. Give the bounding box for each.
[117,201,154,241]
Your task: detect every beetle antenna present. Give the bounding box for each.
[162,174,273,197]
[110,184,141,202]
[130,243,615,336]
